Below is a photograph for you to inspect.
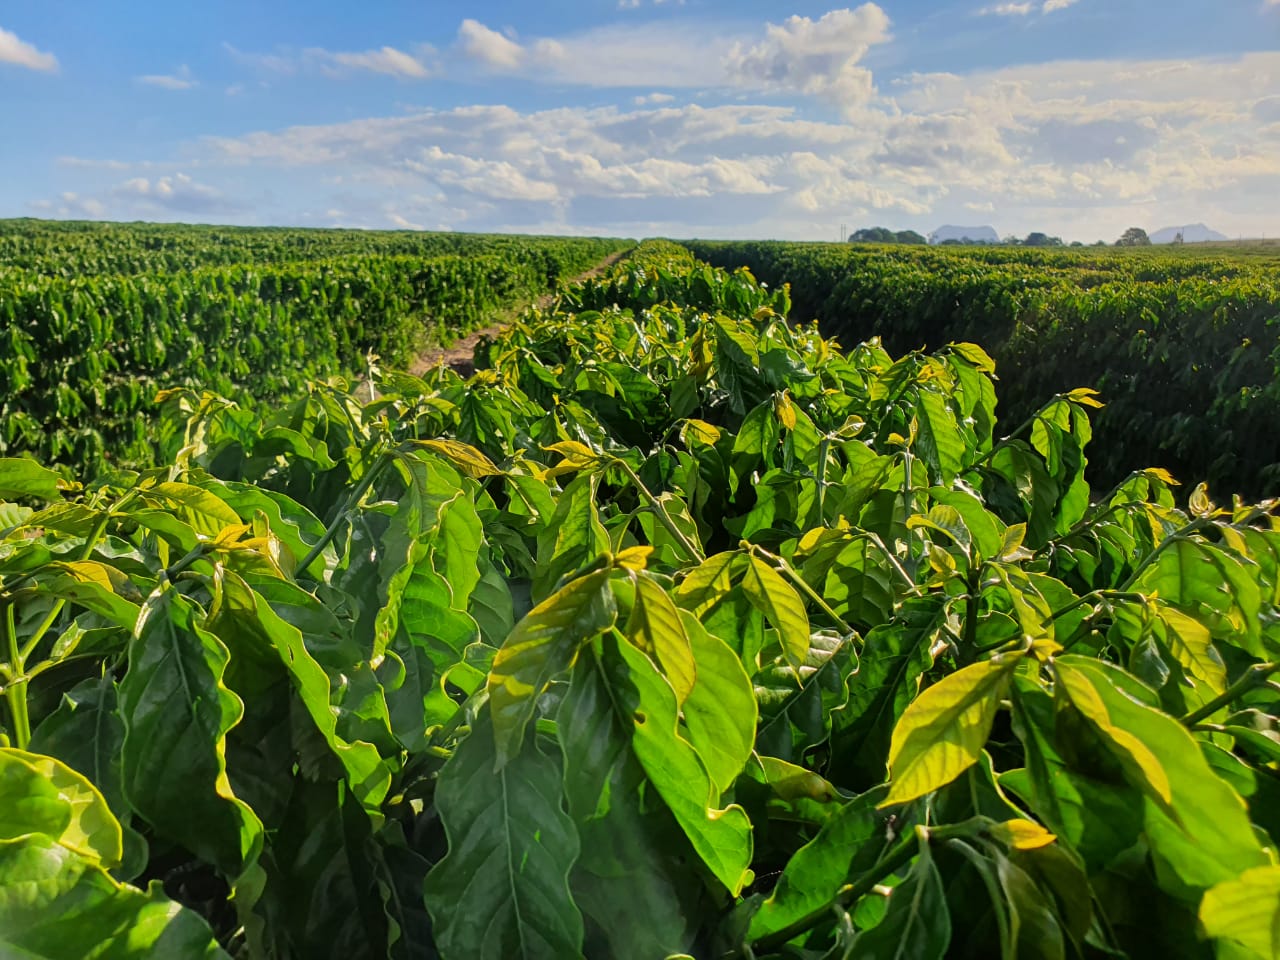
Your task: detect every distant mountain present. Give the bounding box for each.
[1150,223,1229,244]
[929,225,1000,245]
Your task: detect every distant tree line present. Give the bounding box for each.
[849,227,928,244]
[848,225,1162,249]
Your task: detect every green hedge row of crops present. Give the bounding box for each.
[0,218,626,279]
[0,226,631,473]
[3,241,1280,959]
[684,241,1280,495]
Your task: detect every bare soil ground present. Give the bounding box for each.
[410,249,629,377]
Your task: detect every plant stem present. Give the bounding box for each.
[2,603,30,750]
[612,459,705,563]
[297,452,391,578]
[18,505,118,664]
[1182,662,1280,727]
[751,545,857,638]
[745,830,922,955]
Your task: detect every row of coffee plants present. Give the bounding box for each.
[1,241,1277,958]
[0,219,623,278]
[0,225,630,473]
[685,240,1280,497]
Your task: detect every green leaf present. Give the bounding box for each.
[1054,656,1269,890]
[533,474,610,601]
[673,551,740,618]
[822,537,897,629]
[0,749,122,867]
[680,610,757,795]
[912,388,965,483]
[423,713,584,960]
[849,834,950,960]
[0,836,227,959]
[741,555,810,674]
[119,589,264,878]
[0,458,64,501]
[1134,539,1263,657]
[558,657,702,960]
[250,780,392,959]
[1200,865,1280,959]
[36,561,141,629]
[625,572,697,705]
[601,635,754,894]
[883,653,1022,806]
[208,570,392,810]
[748,785,901,942]
[488,568,616,769]
[1004,680,1144,871]
[830,598,941,789]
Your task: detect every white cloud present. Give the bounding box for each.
[137,65,196,90]
[980,0,1080,15]
[453,5,891,107]
[0,25,58,71]
[457,20,526,70]
[39,192,106,218]
[112,173,239,214]
[46,7,1280,243]
[723,6,891,113]
[318,45,435,79]
[618,0,685,8]
[223,42,436,80]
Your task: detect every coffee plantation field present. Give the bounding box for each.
[0,220,631,474]
[2,239,1279,959]
[686,240,1280,497]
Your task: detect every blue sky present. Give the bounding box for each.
[2,1,1278,240]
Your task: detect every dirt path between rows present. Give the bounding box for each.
[410,249,630,378]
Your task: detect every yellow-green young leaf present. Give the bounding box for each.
[989,818,1057,851]
[1153,604,1226,693]
[544,439,604,470]
[882,653,1022,806]
[0,458,65,501]
[1188,482,1215,518]
[415,439,501,478]
[0,749,123,867]
[950,341,997,373]
[741,556,810,674]
[614,545,653,571]
[145,482,242,536]
[1064,387,1104,408]
[999,523,1031,561]
[1141,467,1179,486]
[626,573,697,705]
[1200,866,1280,959]
[681,419,722,447]
[674,551,740,618]
[488,569,617,768]
[774,392,798,430]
